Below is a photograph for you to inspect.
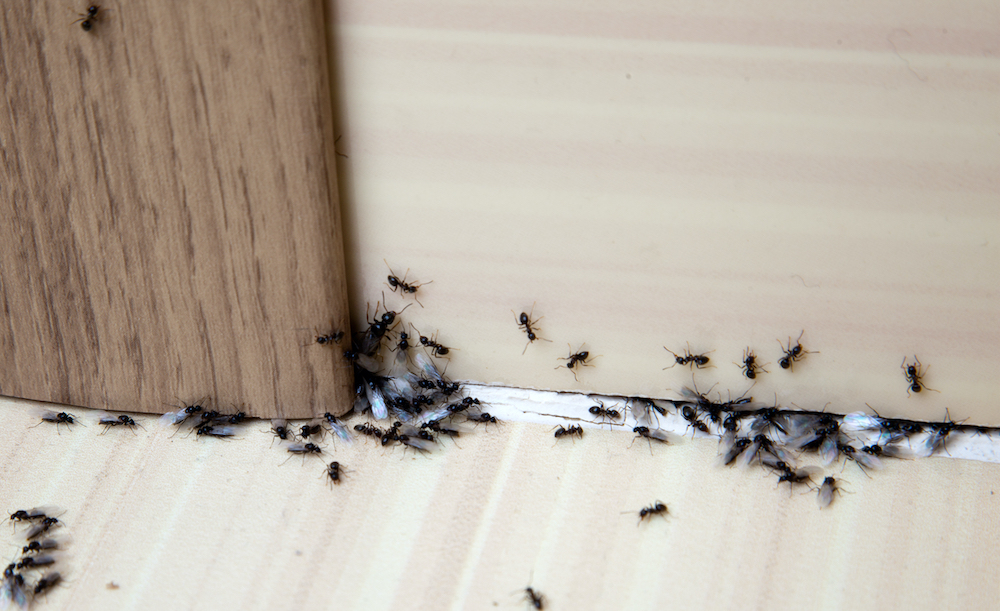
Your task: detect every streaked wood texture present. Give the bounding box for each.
[1,397,998,611]
[0,0,351,418]
[327,0,1000,424]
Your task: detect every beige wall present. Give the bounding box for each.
[328,0,1000,424]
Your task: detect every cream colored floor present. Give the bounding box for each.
[3,393,1000,611]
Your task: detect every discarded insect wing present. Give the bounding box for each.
[159,410,188,427]
[1,569,28,611]
[782,413,825,442]
[628,398,666,427]
[364,381,389,421]
[841,412,884,435]
[879,443,915,459]
[412,351,444,386]
[819,435,840,466]
[852,445,883,471]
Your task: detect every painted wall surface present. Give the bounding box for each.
[327,0,1000,424]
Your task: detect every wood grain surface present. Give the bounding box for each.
[1,395,998,611]
[0,0,351,418]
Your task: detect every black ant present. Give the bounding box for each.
[384,260,431,306]
[777,331,816,370]
[196,425,235,438]
[631,426,669,448]
[680,405,710,437]
[513,303,550,354]
[413,325,453,357]
[98,413,141,433]
[325,461,343,486]
[32,410,82,433]
[901,355,937,395]
[358,298,410,355]
[270,419,291,441]
[286,442,322,456]
[16,555,56,570]
[423,420,461,439]
[22,539,59,555]
[73,5,102,31]
[816,476,843,509]
[314,330,344,346]
[469,412,499,426]
[663,343,713,370]
[588,399,622,424]
[381,421,403,447]
[354,423,382,440]
[25,517,61,540]
[636,501,669,524]
[394,331,412,352]
[8,508,50,524]
[553,424,583,440]
[775,465,817,492]
[737,348,767,379]
[33,572,62,597]
[220,411,246,425]
[723,437,752,466]
[925,409,963,456]
[299,423,323,440]
[522,586,545,610]
[556,345,595,381]
[197,410,221,423]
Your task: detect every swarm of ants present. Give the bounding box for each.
[3,507,67,608]
[18,260,986,609]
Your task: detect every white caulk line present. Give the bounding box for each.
[460,383,1000,465]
